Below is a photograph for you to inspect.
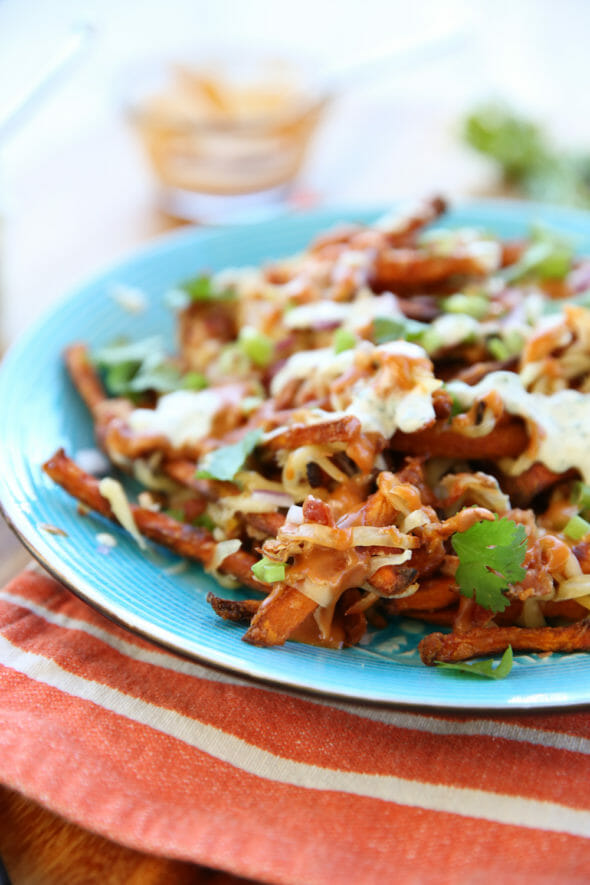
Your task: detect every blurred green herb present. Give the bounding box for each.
[463,103,590,208]
[94,336,207,397]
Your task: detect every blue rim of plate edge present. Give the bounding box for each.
[2,199,590,710]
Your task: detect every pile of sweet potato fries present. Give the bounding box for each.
[43,196,590,667]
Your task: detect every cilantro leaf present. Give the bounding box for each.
[451,517,527,613]
[94,336,207,396]
[195,429,263,482]
[436,646,514,679]
[251,557,286,583]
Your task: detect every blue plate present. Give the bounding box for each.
[2,201,590,709]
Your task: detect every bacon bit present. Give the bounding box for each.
[302,496,334,526]
[573,542,590,574]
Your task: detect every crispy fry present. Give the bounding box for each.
[419,618,590,665]
[391,416,528,458]
[372,249,492,289]
[64,343,108,414]
[207,594,261,623]
[455,357,518,385]
[264,415,361,451]
[499,462,575,507]
[42,449,266,592]
[243,584,318,646]
[384,575,458,613]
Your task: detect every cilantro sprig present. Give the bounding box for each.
[196,429,263,482]
[451,517,527,613]
[436,646,514,679]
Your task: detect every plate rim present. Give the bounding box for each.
[3,198,590,711]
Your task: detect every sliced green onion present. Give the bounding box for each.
[564,515,590,541]
[251,557,286,583]
[573,481,590,512]
[442,292,489,319]
[333,327,357,353]
[503,328,525,355]
[420,327,443,354]
[238,326,274,368]
[504,227,574,282]
[487,337,511,361]
[182,371,208,390]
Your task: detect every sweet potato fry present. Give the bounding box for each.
[372,249,491,290]
[207,594,261,623]
[390,416,528,458]
[243,584,318,646]
[419,618,590,665]
[499,462,575,507]
[384,575,458,613]
[243,512,286,536]
[64,343,107,414]
[264,415,361,451]
[42,449,266,592]
[454,357,518,386]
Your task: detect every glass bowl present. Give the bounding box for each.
[123,51,330,224]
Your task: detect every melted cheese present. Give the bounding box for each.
[448,371,590,480]
[98,477,146,550]
[128,390,224,448]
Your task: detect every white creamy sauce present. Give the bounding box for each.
[427,313,481,349]
[347,383,435,436]
[271,340,438,438]
[447,371,590,480]
[284,290,401,331]
[420,227,502,273]
[128,390,224,448]
[270,345,361,396]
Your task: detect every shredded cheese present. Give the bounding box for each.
[98,477,146,550]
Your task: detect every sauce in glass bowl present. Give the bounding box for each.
[125,54,329,223]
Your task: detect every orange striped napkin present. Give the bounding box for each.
[1,567,590,884]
